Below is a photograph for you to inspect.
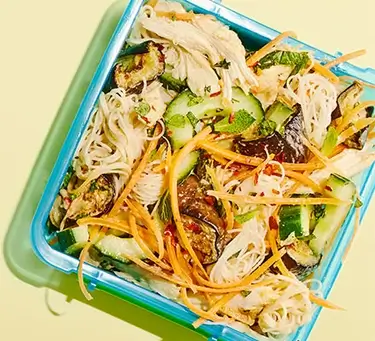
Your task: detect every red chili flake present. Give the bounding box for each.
[229,112,235,124]
[64,197,72,207]
[167,130,173,137]
[204,196,215,206]
[263,164,274,176]
[269,216,279,230]
[272,189,280,195]
[325,185,333,192]
[254,172,259,185]
[260,192,265,197]
[233,170,240,176]
[202,152,211,159]
[164,223,176,238]
[210,91,222,98]
[186,222,201,233]
[143,116,150,124]
[274,152,285,163]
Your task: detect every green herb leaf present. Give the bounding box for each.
[214,59,231,69]
[313,204,326,221]
[259,119,277,136]
[214,109,255,134]
[241,290,250,297]
[321,126,338,156]
[204,85,212,94]
[89,181,98,192]
[69,193,78,200]
[187,111,199,129]
[135,101,151,117]
[167,114,186,128]
[187,94,204,107]
[257,50,310,75]
[62,165,74,189]
[158,191,172,223]
[355,197,363,208]
[234,210,258,224]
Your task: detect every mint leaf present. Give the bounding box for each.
[167,114,186,128]
[214,109,255,134]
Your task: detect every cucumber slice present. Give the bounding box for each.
[95,235,147,265]
[279,205,310,241]
[57,225,89,255]
[176,151,199,181]
[309,173,356,255]
[265,101,294,133]
[165,88,264,150]
[158,152,199,224]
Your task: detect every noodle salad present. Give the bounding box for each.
[48,1,375,339]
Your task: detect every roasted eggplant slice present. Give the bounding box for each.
[234,107,308,163]
[282,239,320,280]
[61,175,115,228]
[49,195,66,228]
[113,41,165,93]
[331,81,363,120]
[344,106,374,150]
[179,214,222,265]
[177,175,225,264]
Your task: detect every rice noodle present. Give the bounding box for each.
[286,73,338,148]
[73,88,147,197]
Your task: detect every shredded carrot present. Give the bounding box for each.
[206,166,234,230]
[165,236,184,277]
[126,198,165,260]
[156,10,195,21]
[268,229,290,277]
[246,31,297,67]
[302,137,342,175]
[77,217,131,234]
[212,154,228,166]
[169,127,212,277]
[78,243,93,300]
[313,62,340,84]
[207,191,349,206]
[309,294,345,311]
[199,141,322,171]
[324,49,366,69]
[129,214,171,271]
[77,216,158,252]
[336,101,375,133]
[78,226,101,301]
[110,124,162,216]
[181,288,225,325]
[121,254,271,293]
[338,118,375,143]
[227,154,274,183]
[193,251,285,327]
[284,170,323,194]
[175,244,197,293]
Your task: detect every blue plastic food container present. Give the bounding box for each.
[30,0,375,340]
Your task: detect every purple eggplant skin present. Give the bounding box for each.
[177,175,225,265]
[331,81,363,120]
[234,106,308,163]
[344,106,374,150]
